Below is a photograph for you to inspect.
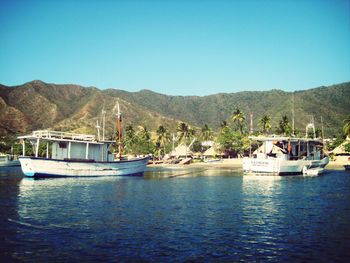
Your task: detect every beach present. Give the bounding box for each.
[149,157,349,170]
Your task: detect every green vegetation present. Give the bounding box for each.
[258,115,272,134]
[344,143,350,153]
[156,125,171,157]
[343,116,350,138]
[1,80,350,158]
[231,108,246,135]
[277,115,292,136]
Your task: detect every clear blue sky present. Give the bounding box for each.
[0,0,349,96]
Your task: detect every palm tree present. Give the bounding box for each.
[135,125,153,155]
[137,125,151,141]
[177,122,189,143]
[124,124,136,153]
[258,115,272,134]
[343,115,350,138]
[156,125,170,157]
[177,122,196,157]
[231,108,245,135]
[220,120,228,130]
[278,115,291,135]
[200,124,214,142]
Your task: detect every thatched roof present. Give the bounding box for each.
[170,144,193,157]
[203,144,224,156]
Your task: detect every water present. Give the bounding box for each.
[1,166,350,262]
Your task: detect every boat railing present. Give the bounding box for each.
[32,130,96,142]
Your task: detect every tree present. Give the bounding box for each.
[134,126,154,155]
[315,128,322,138]
[124,124,136,153]
[177,122,189,143]
[220,120,228,130]
[156,125,170,157]
[216,125,234,156]
[177,122,195,144]
[277,115,291,135]
[258,115,271,134]
[344,142,350,153]
[200,124,213,142]
[231,108,245,135]
[343,115,350,138]
[216,126,249,157]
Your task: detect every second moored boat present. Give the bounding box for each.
[243,135,329,175]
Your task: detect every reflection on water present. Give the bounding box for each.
[1,167,350,261]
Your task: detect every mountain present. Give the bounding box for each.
[0,80,181,137]
[0,80,349,138]
[104,82,350,137]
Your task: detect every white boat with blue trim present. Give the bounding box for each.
[18,130,149,178]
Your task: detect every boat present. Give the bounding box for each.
[243,135,329,175]
[302,166,324,176]
[0,154,20,167]
[17,130,149,177]
[17,104,149,177]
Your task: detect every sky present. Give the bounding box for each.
[0,0,349,96]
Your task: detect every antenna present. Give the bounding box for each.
[172,133,175,152]
[321,116,324,139]
[111,100,119,140]
[250,113,253,134]
[102,107,106,141]
[96,120,101,141]
[116,102,122,160]
[292,92,295,136]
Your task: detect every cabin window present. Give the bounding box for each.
[59,142,67,148]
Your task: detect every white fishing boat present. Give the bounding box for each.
[18,130,149,177]
[17,104,149,177]
[0,154,20,167]
[243,136,329,175]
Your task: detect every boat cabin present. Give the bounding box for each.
[250,136,325,161]
[18,130,114,162]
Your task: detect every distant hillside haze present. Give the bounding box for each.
[0,80,349,137]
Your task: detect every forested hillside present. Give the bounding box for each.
[0,80,349,138]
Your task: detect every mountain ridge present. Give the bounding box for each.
[0,80,349,138]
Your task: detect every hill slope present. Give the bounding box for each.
[104,82,350,137]
[0,80,349,137]
[0,81,181,137]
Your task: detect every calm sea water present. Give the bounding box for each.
[1,166,350,262]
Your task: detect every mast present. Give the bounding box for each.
[117,102,122,160]
[96,120,101,141]
[102,107,106,141]
[250,113,253,134]
[172,133,175,152]
[321,116,324,140]
[292,92,295,136]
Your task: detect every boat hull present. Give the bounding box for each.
[19,156,150,177]
[243,156,329,175]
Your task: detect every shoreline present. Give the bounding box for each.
[148,158,348,170]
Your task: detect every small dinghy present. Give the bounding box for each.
[303,166,324,176]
